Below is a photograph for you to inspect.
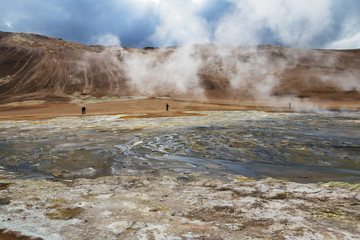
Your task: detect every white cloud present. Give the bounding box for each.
[326,16,360,49]
[5,20,12,28]
[327,32,360,49]
[191,0,208,8]
[215,0,334,48]
[1,0,360,49]
[112,0,159,19]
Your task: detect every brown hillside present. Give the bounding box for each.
[0,31,359,106]
[0,31,129,103]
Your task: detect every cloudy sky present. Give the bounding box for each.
[1,0,359,49]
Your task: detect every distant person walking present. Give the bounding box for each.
[166,103,169,111]
[82,106,86,115]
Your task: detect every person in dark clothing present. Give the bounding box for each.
[81,106,86,115]
[166,103,169,111]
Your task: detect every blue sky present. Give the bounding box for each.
[1,0,359,49]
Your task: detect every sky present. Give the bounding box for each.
[0,0,360,49]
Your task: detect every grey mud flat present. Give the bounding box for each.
[0,111,359,182]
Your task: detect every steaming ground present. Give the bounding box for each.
[0,110,360,239]
[1,31,360,239]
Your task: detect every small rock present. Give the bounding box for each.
[0,183,11,190]
[45,207,84,220]
[273,192,287,199]
[0,197,11,205]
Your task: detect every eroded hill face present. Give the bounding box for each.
[0,32,129,103]
[0,31,359,103]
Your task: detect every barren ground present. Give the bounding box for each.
[0,95,359,121]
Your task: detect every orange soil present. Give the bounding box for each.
[0,96,358,121]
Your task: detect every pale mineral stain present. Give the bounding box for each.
[0,174,358,239]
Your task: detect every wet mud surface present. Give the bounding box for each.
[0,111,359,183]
[1,111,360,239]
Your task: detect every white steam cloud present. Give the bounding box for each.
[125,45,204,98]
[72,0,359,112]
[91,33,121,47]
[149,1,210,46]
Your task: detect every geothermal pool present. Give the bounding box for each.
[1,111,360,183]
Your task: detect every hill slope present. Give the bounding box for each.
[0,31,128,102]
[0,31,359,104]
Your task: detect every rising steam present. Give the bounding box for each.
[75,40,359,108]
[124,45,204,98]
[71,0,360,110]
